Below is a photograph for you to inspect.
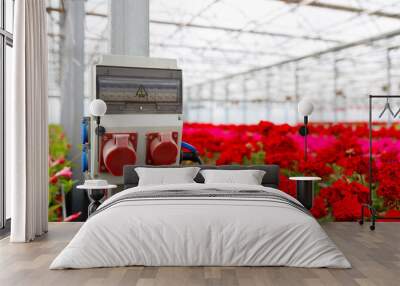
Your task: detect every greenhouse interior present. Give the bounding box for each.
[41,0,400,222]
[2,1,400,283]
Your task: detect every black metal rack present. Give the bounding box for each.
[360,95,400,230]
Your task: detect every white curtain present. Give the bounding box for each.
[9,0,49,242]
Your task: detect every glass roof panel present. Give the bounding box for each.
[149,0,400,86]
[46,0,400,123]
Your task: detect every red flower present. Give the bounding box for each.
[262,135,301,168]
[311,196,328,219]
[384,209,400,218]
[50,157,66,167]
[298,159,333,179]
[55,167,73,179]
[319,179,369,206]
[182,121,400,220]
[376,162,400,208]
[64,212,82,222]
[380,209,400,222]
[49,175,58,184]
[332,194,361,221]
[278,175,296,197]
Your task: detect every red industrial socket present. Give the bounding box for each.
[100,133,138,176]
[146,131,179,165]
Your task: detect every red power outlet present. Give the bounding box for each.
[99,132,138,176]
[146,131,179,165]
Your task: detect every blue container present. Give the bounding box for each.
[81,117,89,145]
[81,146,88,172]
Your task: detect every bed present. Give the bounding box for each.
[50,165,350,269]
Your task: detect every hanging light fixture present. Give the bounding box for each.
[89,99,107,177]
[298,99,314,162]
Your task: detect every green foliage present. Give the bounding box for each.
[48,124,75,222]
[243,151,265,165]
[372,184,385,212]
[318,213,334,223]
[49,124,70,159]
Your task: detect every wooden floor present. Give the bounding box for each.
[0,222,399,286]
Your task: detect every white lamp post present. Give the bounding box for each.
[298,99,314,162]
[90,99,107,118]
[89,99,107,177]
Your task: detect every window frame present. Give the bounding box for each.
[0,0,13,233]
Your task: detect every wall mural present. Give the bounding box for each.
[183,122,400,222]
[48,121,400,222]
[49,125,79,222]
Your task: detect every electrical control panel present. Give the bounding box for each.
[86,55,184,184]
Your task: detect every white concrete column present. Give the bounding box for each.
[60,0,85,173]
[110,0,149,56]
[60,0,86,218]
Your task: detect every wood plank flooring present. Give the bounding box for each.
[0,222,399,286]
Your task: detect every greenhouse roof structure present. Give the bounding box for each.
[46,0,400,123]
[47,0,400,85]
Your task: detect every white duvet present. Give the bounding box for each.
[50,183,351,269]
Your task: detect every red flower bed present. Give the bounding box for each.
[183,121,400,221]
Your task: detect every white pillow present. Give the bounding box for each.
[135,167,200,186]
[200,169,265,185]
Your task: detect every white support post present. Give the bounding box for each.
[265,72,270,121]
[209,82,215,123]
[333,59,339,122]
[242,79,247,124]
[196,86,202,122]
[225,83,229,123]
[60,0,85,175]
[110,0,150,56]
[60,0,86,218]
[184,87,190,122]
